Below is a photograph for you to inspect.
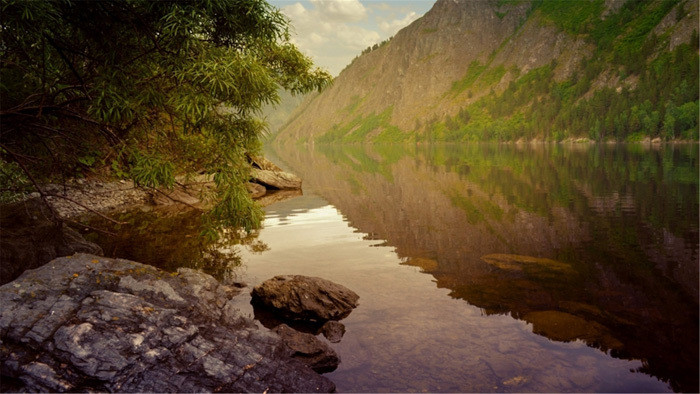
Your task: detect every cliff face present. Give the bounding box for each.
[276,0,699,143]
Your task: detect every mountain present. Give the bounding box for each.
[261,89,308,140]
[275,0,699,144]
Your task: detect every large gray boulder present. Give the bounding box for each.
[0,254,335,393]
[251,275,359,322]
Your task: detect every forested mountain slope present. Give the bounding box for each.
[276,0,699,143]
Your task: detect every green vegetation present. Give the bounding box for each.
[450,61,489,95]
[317,107,411,143]
[427,36,698,143]
[0,0,331,235]
[535,0,605,35]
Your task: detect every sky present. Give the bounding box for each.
[269,0,435,76]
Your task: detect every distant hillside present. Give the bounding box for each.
[261,89,307,140]
[276,0,699,143]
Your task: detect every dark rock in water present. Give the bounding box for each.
[0,198,103,285]
[0,254,335,393]
[321,321,346,343]
[273,324,340,373]
[251,275,359,322]
[251,168,302,190]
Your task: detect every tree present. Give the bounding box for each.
[0,0,332,236]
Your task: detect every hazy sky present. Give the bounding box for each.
[269,0,435,76]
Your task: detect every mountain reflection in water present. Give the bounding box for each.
[269,142,698,393]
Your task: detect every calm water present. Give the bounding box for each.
[82,143,698,392]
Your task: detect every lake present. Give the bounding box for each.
[82,143,698,392]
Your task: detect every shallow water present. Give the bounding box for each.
[83,143,698,392]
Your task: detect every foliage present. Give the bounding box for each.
[0,157,31,203]
[317,107,397,143]
[450,61,489,95]
[0,0,331,234]
[425,37,697,143]
[535,0,605,35]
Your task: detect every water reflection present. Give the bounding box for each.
[78,205,265,285]
[271,142,699,393]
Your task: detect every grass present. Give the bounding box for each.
[450,61,488,95]
[317,107,395,143]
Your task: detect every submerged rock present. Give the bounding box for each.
[320,321,346,343]
[251,275,360,322]
[0,254,335,393]
[273,324,340,373]
[481,254,575,275]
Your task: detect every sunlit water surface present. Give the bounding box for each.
[82,143,698,392]
[231,194,670,392]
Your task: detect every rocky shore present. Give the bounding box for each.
[0,160,360,392]
[0,254,335,392]
[1,158,302,285]
[34,156,302,219]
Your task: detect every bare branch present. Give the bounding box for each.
[64,218,118,237]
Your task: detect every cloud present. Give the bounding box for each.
[309,0,367,22]
[378,11,419,35]
[369,2,393,12]
[280,1,380,75]
[274,0,433,75]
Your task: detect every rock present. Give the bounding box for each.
[246,182,267,199]
[250,156,283,172]
[0,198,103,285]
[273,324,340,373]
[43,180,150,218]
[0,254,335,393]
[251,275,359,322]
[251,168,302,190]
[320,321,346,343]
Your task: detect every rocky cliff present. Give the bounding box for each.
[276,0,699,143]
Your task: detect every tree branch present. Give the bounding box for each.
[63,218,118,237]
[0,144,59,222]
[43,33,91,99]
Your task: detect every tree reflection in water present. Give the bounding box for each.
[272,142,698,393]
